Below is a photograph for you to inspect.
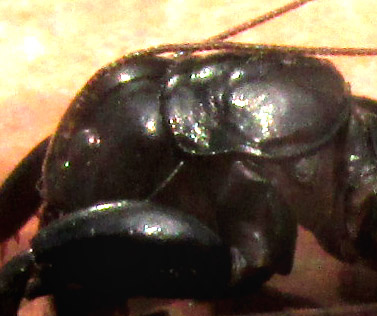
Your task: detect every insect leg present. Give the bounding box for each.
[0,137,50,243]
[215,160,297,290]
[0,250,34,316]
[26,200,232,303]
[342,97,377,265]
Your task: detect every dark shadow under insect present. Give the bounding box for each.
[2,0,377,315]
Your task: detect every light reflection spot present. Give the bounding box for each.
[253,231,261,241]
[190,66,213,81]
[251,95,274,139]
[95,203,114,211]
[88,135,100,145]
[231,69,244,80]
[350,154,359,161]
[119,73,132,82]
[193,124,202,135]
[233,96,249,108]
[144,224,162,235]
[145,120,156,134]
[167,75,179,87]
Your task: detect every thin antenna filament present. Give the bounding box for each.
[207,0,316,42]
[134,42,377,57]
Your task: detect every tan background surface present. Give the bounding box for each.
[1,0,377,315]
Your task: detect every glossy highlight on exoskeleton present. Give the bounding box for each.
[1,0,377,315]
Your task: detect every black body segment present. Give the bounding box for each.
[42,56,181,221]
[40,53,308,289]
[164,52,351,158]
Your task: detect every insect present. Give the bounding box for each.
[2,1,377,315]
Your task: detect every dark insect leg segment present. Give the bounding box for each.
[213,160,297,291]
[0,137,50,243]
[0,250,34,316]
[343,97,377,265]
[0,137,50,314]
[28,201,232,299]
[22,200,231,316]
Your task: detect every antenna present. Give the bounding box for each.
[207,0,316,42]
[131,0,377,57]
[134,42,377,57]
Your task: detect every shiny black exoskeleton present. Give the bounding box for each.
[1,1,377,315]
